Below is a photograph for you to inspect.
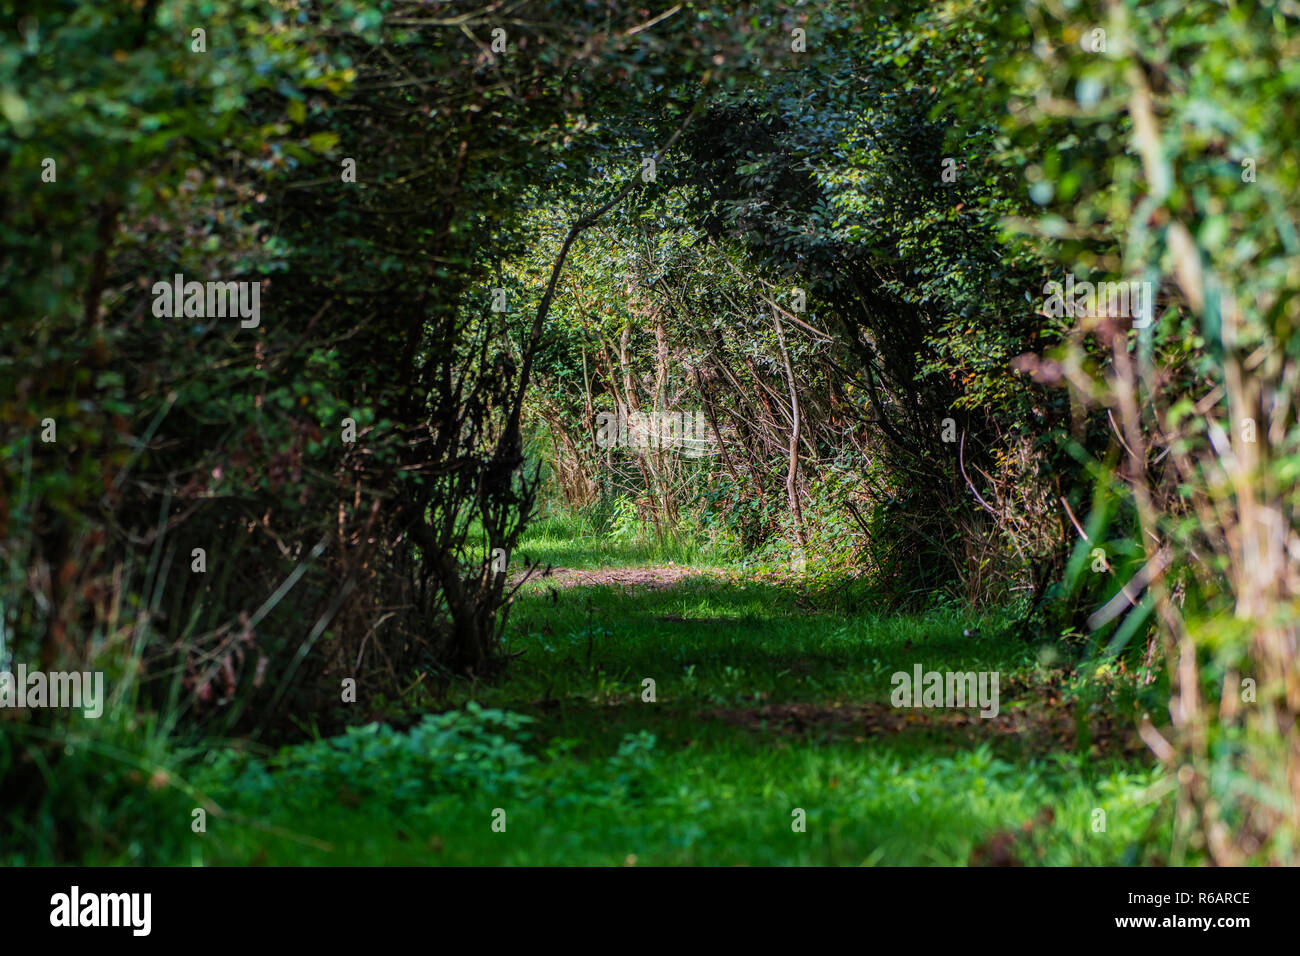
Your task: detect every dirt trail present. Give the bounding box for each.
[510,564,727,590]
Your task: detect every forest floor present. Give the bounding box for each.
[191,519,1173,865]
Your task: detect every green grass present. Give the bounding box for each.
[509,508,731,570]
[177,523,1173,866]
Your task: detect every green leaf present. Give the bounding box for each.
[307,131,339,153]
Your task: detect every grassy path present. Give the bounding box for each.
[192,526,1171,865]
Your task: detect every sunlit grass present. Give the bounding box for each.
[188,526,1172,866]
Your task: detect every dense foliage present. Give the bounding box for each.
[3,0,1298,864]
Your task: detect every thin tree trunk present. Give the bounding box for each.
[773,307,807,548]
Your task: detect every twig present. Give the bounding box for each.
[958,430,999,518]
[1060,495,1090,543]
